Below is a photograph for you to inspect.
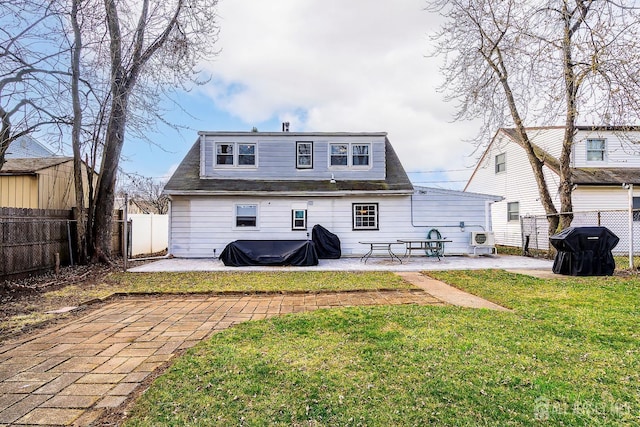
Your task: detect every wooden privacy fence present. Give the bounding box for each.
[0,208,124,279]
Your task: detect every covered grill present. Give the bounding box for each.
[550,227,619,276]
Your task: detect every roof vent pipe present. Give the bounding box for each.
[282,122,290,132]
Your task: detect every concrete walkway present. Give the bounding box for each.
[0,272,512,426]
[396,272,511,311]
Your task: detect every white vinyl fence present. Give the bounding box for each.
[129,214,168,256]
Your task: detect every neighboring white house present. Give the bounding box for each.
[163,130,501,258]
[465,126,640,247]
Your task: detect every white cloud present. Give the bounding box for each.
[200,0,483,187]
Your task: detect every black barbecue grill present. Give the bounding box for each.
[550,227,619,276]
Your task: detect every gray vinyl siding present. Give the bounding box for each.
[168,189,499,258]
[201,134,386,181]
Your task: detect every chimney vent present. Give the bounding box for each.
[282,122,290,132]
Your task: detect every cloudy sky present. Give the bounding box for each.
[121,0,482,189]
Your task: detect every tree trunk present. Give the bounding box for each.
[558,0,579,232]
[92,80,129,260]
[70,0,87,264]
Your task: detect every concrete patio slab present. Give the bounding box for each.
[128,254,554,273]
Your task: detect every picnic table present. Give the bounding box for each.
[359,241,404,264]
[396,238,453,261]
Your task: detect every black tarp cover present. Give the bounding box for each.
[220,240,319,266]
[550,226,619,276]
[312,224,341,259]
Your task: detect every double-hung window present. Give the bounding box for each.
[236,204,257,227]
[292,209,307,230]
[238,144,256,165]
[634,197,640,222]
[330,144,348,166]
[216,144,234,165]
[507,202,519,222]
[352,144,370,166]
[495,153,506,173]
[330,143,371,168]
[296,142,313,169]
[216,143,257,167]
[353,203,378,230]
[586,139,606,162]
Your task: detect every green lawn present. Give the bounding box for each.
[51,271,412,299]
[124,270,640,426]
[0,271,411,338]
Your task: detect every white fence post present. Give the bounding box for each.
[625,184,634,269]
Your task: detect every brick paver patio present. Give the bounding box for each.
[0,290,442,426]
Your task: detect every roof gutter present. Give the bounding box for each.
[164,189,414,197]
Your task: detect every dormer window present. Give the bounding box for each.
[216,144,234,165]
[329,143,371,168]
[296,141,313,169]
[216,143,257,167]
[330,144,348,166]
[352,144,370,166]
[586,139,606,161]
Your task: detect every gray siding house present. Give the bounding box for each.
[164,131,500,258]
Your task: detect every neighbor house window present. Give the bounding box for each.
[586,139,606,161]
[330,144,348,166]
[507,202,519,222]
[216,143,257,167]
[296,142,313,169]
[634,197,640,221]
[353,203,378,230]
[292,209,307,230]
[236,204,257,227]
[495,153,506,173]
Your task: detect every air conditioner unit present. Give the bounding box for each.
[470,231,495,247]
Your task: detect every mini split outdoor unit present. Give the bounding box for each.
[470,231,495,247]
[470,231,496,255]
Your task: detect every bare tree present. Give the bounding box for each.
[0,0,70,169]
[428,0,640,235]
[118,172,169,214]
[63,0,219,261]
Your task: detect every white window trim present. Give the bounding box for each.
[586,138,606,162]
[215,142,258,168]
[233,203,259,229]
[328,142,372,170]
[353,203,379,230]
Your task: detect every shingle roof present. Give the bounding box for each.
[0,157,72,174]
[164,137,414,195]
[571,168,640,186]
